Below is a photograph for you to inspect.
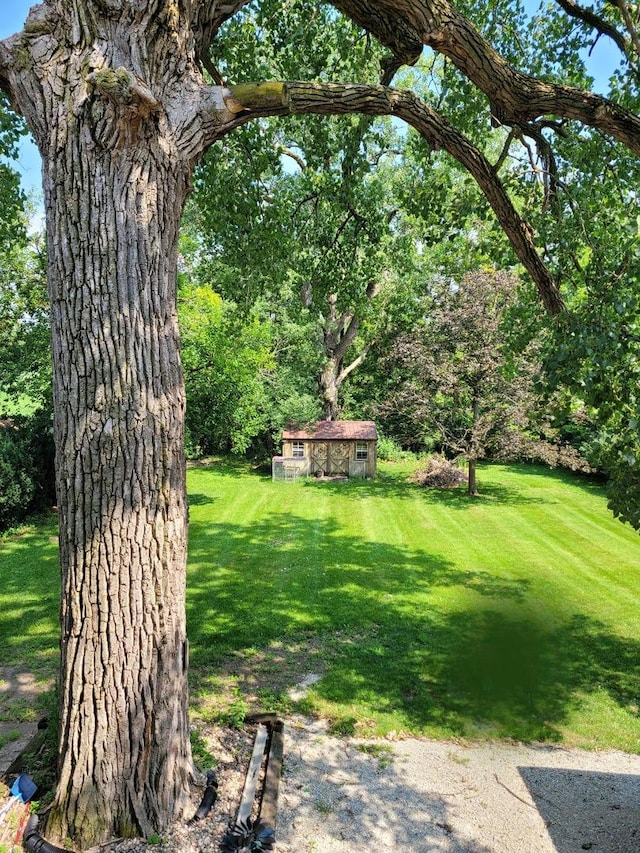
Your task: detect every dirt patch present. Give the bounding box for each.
[107,717,640,853]
[0,666,53,779]
[276,718,640,853]
[0,722,38,776]
[2,708,639,853]
[190,638,330,723]
[0,667,52,705]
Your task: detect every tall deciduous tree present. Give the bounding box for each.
[2,0,640,845]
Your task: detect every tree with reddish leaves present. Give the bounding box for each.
[381,269,531,496]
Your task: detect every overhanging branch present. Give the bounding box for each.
[193,0,252,76]
[225,80,564,315]
[554,0,627,53]
[331,0,640,156]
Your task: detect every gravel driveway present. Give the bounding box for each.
[276,718,640,853]
[3,714,639,853]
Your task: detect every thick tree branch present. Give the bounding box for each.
[332,0,640,156]
[338,341,373,385]
[324,293,358,357]
[225,80,564,315]
[331,0,423,82]
[192,0,252,75]
[0,13,40,106]
[554,0,627,53]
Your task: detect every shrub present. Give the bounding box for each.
[0,409,55,532]
[0,422,37,529]
[377,436,415,462]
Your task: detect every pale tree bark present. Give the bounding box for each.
[319,295,368,420]
[0,1,239,846]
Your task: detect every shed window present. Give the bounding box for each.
[292,441,305,458]
[355,442,368,460]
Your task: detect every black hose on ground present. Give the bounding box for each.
[188,769,218,823]
[22,815,69,853]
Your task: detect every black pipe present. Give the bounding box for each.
[188,769,218,823]
[22,815,69,853]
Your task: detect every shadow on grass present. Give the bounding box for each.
[194,457,557,507]
[187,512,639,744]
[0,528,60,719]
[308,461,607,508]
[188,493,217,507]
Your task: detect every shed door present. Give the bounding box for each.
[327,442,350,475]
[311,441,328,473]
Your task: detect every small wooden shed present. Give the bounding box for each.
[274,420,378,480]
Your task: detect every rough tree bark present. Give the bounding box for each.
[0,2,239,846]
[46,132,192,844]
[319,293,374,420]
[320,296,360,420]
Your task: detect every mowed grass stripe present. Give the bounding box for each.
[1,458,638,749]
[185,459,640,749]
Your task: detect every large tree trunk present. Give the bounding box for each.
[43,95,193,848]
[0,4,215,845]
[319,294,363,419]
[320,356,341,420]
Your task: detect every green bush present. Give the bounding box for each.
[376,435,415,462]
[0,409,55,532]
[0,423,36,529]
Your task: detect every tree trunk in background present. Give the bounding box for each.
[320,356,340,420]
[468,457,478,496]
[468,393,480,497]
[320,295,361,419]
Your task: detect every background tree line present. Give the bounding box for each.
[1,52,630,526]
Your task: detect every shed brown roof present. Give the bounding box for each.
[282,421,378,441]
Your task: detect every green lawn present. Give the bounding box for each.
[186,459,640,750]
[1,460,639,750]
